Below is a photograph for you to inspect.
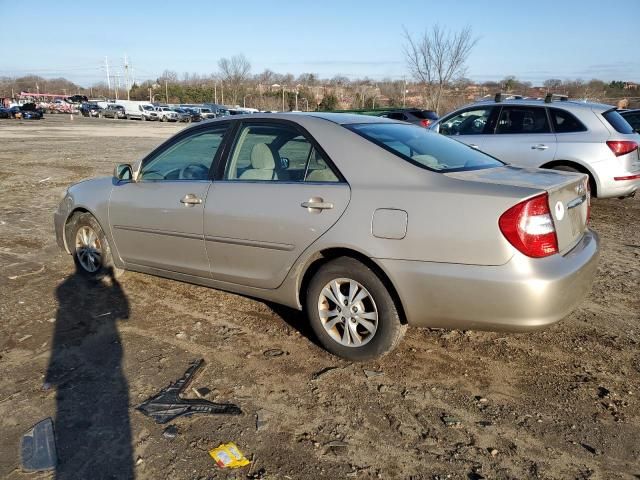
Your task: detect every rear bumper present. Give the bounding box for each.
[377,230,599,331]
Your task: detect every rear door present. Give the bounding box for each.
[204,120,350,289]
[436,105,499,152]
[478,105,557,166]
[109,123,230,276]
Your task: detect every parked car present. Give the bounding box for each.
[154,106,179,122]
[54,113,599,360]
[430,96,640,199]
[80,103,102,117]
[8,104,43,119]
[8,106,22,119]
[182,108,202,122]
[379,109,439,127]
[140,105,159,121]
[619,109,640,133]
[170,107,195,123]
[102,104,126,119]
[0,108,10,119]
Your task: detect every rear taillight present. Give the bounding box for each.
[499,193,558,258]
[606,140,638,157]
[420,119,431,128]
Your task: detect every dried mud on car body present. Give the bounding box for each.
[0,116,638,479]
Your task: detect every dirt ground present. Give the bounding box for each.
[0,115,638,480]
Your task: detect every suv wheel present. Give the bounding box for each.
[306,257,406,361]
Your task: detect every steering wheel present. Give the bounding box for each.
[179,163,210,180]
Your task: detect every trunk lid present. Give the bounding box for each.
[446,166,589,254]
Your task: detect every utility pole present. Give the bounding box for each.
[221,84,224,104]
[282,85,285,111]
[115,73,120,100]
[295,89,299,111]
[214,82,217,104]
[124,54,130,100]
[105,56,111,94]
[165,80,169,103]
[402,77,407,107]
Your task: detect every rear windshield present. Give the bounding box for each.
[410,110,438,120]
[602,109,634,134]
[347,123,504,173]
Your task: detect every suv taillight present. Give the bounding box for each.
[420,119,431,128]
[499,193,558,258]
[606,140,638,157]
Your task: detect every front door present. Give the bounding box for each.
[437,105,499,153]
[204,121,350,289]
[109,124,229,277]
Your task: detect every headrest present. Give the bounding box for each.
[250,143,275,169]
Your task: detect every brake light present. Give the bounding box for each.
[606,140,638,157]
[420,119,431,128]
[499,193,558,258]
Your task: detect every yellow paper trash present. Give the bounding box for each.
[209,442,250,468]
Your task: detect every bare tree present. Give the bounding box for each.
[217,54,251,104]
[403,25,477,113]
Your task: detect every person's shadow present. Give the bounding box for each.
[45,267,133,479]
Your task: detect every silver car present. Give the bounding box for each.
[54,113,599,360]
[430,97,640,199]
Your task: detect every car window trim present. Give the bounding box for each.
[215,118,346,183]
[137,121,234,182]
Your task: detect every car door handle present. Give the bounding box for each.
[531,144,549,150]
[180,194,202,206]
[301,197,334,211]
[469,144,480,149]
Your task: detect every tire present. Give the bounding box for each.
[141,115,146,121]
[162,116,168,122]
[306,257,406,361]
[67,212,124,280]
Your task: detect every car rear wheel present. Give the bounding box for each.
[68,212,123,280]
[306,257,406,361]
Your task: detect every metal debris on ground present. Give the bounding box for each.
[21,418,57,472]
[192,386,211,398]
[209,442,250,468]
[136,359,241,424]
[162,425,179,439]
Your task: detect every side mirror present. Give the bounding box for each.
[432,123,440,133]
[279,157,290,169]
[114,163,133,181]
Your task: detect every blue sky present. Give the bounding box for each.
[1,0,637,86]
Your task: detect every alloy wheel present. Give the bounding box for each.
[75,226,102,273]
[317,278,378,347]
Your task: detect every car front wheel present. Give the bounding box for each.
[306,257,406,361]
[68,212,124,280]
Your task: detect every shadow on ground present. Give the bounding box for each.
[45,268,133,479]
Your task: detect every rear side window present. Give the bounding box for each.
[621,112,640,131]
[496,106,551,134]
[348,123,503,173]
[550,108,587,133]
[603,109,634,134]
[387,112,408,121]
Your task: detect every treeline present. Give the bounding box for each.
[1,70,637,113]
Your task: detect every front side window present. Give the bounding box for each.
[224,123,339,182]
[439,107,495,135]
[348,123,503,173]
[139,127,227,181]
[496,106,550,134]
